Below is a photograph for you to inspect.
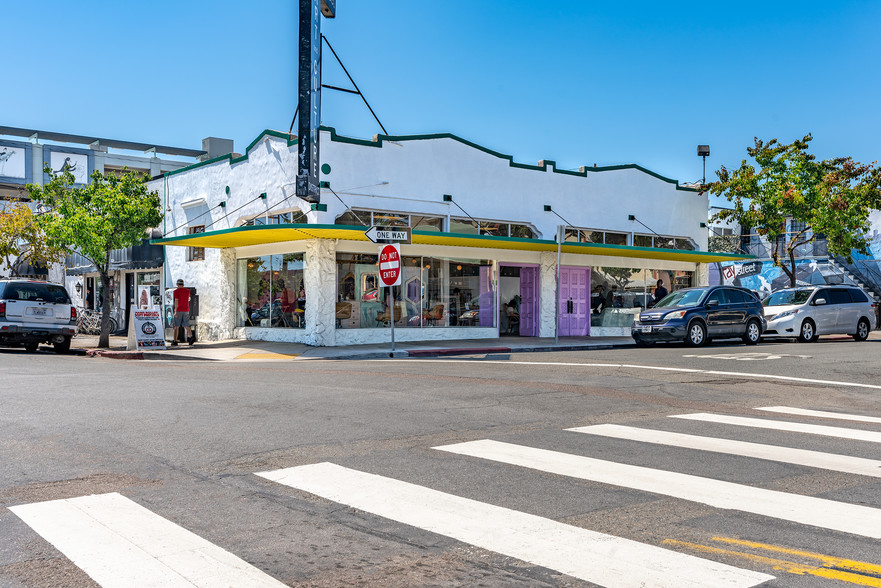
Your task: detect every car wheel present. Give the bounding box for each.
[743,319,761,345]
[798,319,816,343]
[685,321,707,347]
[853,318,871,342]
[54,336,72,354]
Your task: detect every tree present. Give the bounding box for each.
[27,167,163,348]
[709,135,881,288]
[600,266,639,289]
[0,201,65,276]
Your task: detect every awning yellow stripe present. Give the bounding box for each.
[152,224,752,263]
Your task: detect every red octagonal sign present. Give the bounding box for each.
[379,244,402,287]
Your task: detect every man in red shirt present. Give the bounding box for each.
[172,279,193,346]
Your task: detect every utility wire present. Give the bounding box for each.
[321,34,388,135]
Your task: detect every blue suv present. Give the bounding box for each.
[631,285,765,347]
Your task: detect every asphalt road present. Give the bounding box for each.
[2,336,881,587]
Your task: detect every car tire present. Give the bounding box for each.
[54,336,72,354]
[743,319,761,345]
[24,342,39,353]
[685,320,707,347]
[798,319,817,343]
[853,318,871,342]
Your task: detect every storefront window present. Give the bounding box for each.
[634,234,653,248]
[136,272,162,308]
[589,267,695,329]
[411,215,443,232]
[336,210,372,226]
[336,253,494,329]
[237,253,305,328]
[604,232,628,246]
[449,218,480,235]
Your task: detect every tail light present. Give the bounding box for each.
[0,302,5,318]
[70,306,77,320]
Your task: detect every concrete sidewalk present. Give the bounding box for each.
[71,334,636,361]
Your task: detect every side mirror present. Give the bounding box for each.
[706,299,719,307]
[813,298,827,306]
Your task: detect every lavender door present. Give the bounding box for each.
[519,266,538,336]
[558,267,590,337]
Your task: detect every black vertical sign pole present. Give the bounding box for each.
[297,0,322,203]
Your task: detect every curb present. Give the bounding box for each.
[85,349,144,360]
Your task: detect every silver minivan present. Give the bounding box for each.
[763,285,876,342]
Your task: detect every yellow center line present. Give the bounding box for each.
[235,352,300,360]
[711,536,881,577]
[663,538,881,587]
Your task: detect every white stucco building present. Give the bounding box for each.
[153,127,747,345]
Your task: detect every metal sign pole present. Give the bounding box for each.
[555,224,562,345]
[390,284,395,354]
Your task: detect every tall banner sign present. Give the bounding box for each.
[297,0,335,203]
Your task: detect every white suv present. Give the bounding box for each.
[762,285,877,342]
[0,279,78,353]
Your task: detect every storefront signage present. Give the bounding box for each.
[378,244,402,286]
[131,309,166,351]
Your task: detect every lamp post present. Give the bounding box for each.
[697,145,710,186]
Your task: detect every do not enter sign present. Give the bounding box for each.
[379,244,402,287]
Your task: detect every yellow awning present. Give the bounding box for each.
[152,224,753,263]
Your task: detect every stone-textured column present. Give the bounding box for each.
[695,262,709,287]
[304,238,337,346]
[538,251,558,337]
[199,248,237,341]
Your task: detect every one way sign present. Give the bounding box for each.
[364,226,412,244]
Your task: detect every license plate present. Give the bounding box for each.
[28,307,51,317]
[641,325,652,333]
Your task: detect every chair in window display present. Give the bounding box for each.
[335,302,352,327]
[422,304,445,326]
[375,305,402,326]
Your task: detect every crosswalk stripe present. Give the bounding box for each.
[434,439,881,539]
[569,424,881,478]
[257,462,773,588]
[757,406,881,424]
[671,413,881,443]
[9,492,285,588]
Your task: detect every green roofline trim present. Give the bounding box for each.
[160,127,699,193]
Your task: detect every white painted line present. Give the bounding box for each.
[258,462,772,588]
[672,413,881,444]
[757,406,881,424]
[394,359,881,390]
[434,439,881,539]
[9,492,285,588]
[569,424,881,478]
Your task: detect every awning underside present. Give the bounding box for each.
[152,224,752,263]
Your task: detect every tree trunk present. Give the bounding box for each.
[98,271,112,348]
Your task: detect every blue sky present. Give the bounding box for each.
[5,1,880,197]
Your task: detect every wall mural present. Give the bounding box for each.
[49,151,89,184]
[0,145,26,179]
[709,259,855,300]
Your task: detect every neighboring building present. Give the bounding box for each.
[151,127,748,345]
[0,126,232,330]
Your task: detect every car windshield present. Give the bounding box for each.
[653,289,705,308]
[763,289,812,307]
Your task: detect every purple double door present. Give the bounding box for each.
[558,266,590,337]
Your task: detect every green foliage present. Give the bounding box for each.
[708,234,740,253]
[26,167,163,346]
[600,267,640,289]
[709,135,881,287]
[0,201,65,275]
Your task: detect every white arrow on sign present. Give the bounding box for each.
[364,226,411,244]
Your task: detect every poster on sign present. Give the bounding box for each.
[130,309,167,351]
[379,244,402,287]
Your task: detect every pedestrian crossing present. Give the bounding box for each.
[10,405,881,587]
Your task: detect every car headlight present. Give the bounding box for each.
[663,310,687,320]
[770,309,799,320]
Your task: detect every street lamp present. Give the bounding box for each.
[697,145,710,186]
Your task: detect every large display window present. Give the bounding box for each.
[336,253,495,329]
[236,254,305,328]
[590,267,694,328]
